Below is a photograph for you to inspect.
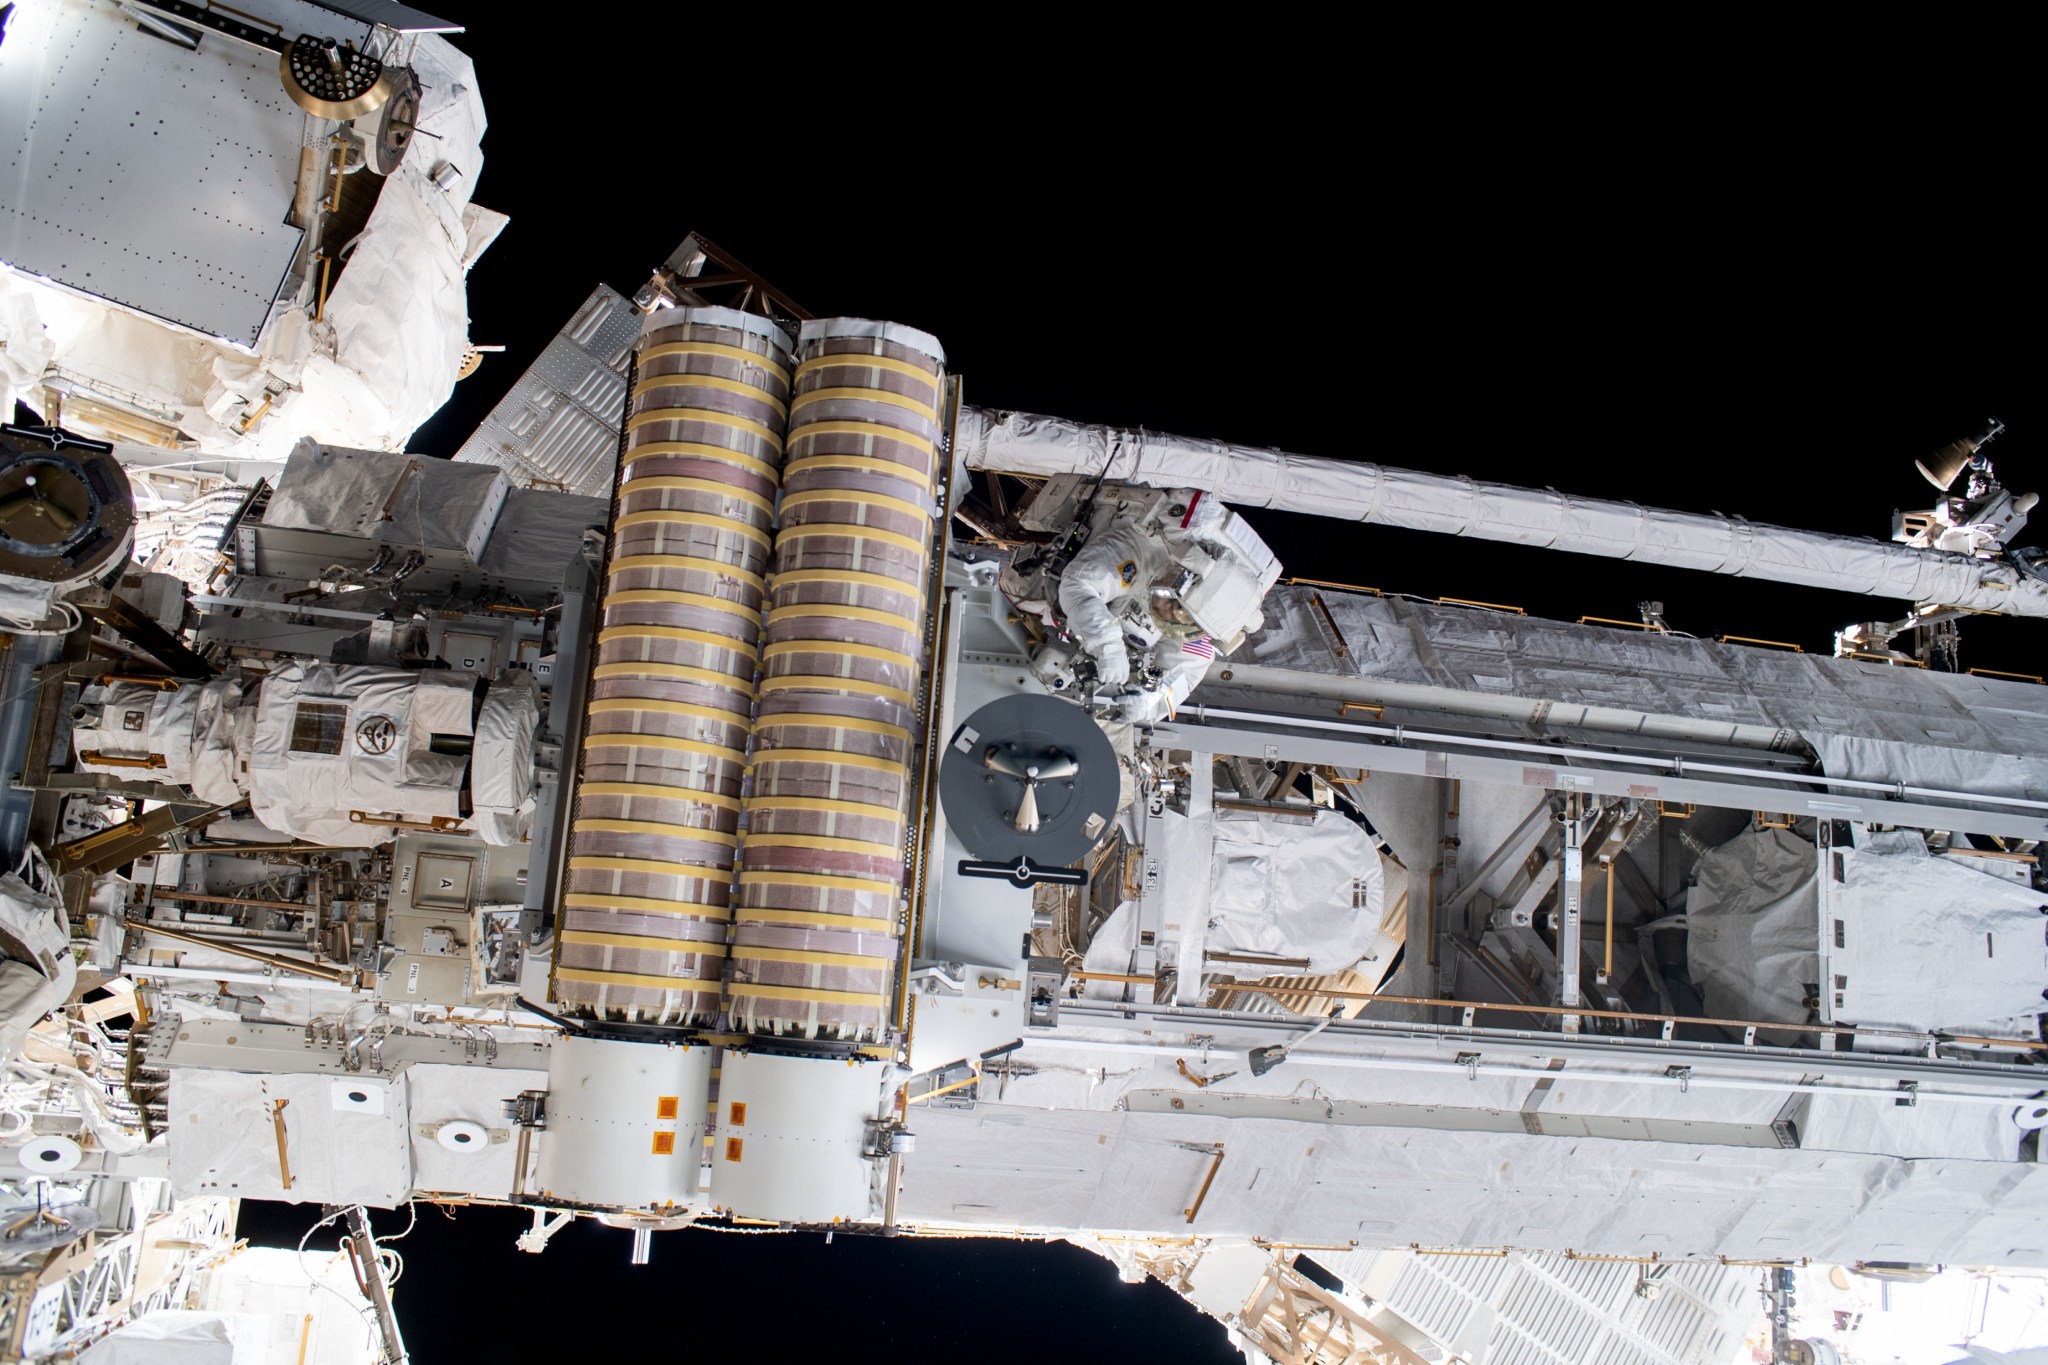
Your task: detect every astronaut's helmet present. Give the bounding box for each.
[1147,583,1200,640]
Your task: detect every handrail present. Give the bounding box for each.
[1207,980,2046,1051]
[1441,597,1526,615]
[1177,705,2048,814]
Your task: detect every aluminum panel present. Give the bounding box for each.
[308,0,463,30]
[0,0,309,346]
[453,285,640,495]
[1334,1247,1757,1365]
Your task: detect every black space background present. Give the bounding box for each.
[237,18,2035,1364]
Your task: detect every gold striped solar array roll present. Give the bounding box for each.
[557,307,792,1024]
[731,319,947,1042]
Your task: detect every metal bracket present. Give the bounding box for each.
[1666,1065,1692,1094]
[506,1090,547,1129]
[1025,955,1065,1027]
[957,856,1088,889]
[1456,1051,1482,1080]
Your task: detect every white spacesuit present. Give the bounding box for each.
[1025,485,1278,726]
[1057,523,1160,690]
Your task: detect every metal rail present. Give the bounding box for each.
[1052,1001,2048,1099]
[1153,716,2048,842]
[125,920,357,985]
[1206,980,2046,1052]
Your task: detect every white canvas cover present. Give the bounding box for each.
[244,662,473,846]
[168,1069,411,1205]
[468,672,538,844]
[78,1311,258,1365]
[405,1061,544,1199]
[74,674,246,803]
[1,871,76,1060]
[0,960,64,1062]
[958,407,2048,617]
[1685,827,1820,1025]
[1832,842,2048,1040]
[1688,828,2048,1039]
[1207,807,1386,975]
[194,1248,385,1365]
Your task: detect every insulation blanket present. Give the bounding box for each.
[1688,828,2047,1039]
[1685,828,1819,1025]
[957,407,2048,618]
[263,442,507,561]
[1206,807,1384,975]
[469,673,539,844]
[244,662,474,847]
[898,1101,2048,1265]
[1081,899,1141,1000]
[475,488,607,583]
[77,1311,261,1365]
[1085,807,1386,993]
[1831,844,2048,1039]
[168,1069,411,1205]
[0,872,76,1059]
[405,1062,546,1199]
[73,674,245,803]
[1233,586,2048,804]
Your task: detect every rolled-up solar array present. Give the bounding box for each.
[729,319,947,1042]
[555,307,792,1025]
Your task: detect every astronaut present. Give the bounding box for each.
[999,481,1278,726]
[1056,521,1160,691]
[1054,516,1239,726]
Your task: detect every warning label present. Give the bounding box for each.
[728,1101,747,1127]
[655,1096,680,1120]
[724,1137,744,1162]
[651,1131,676,1156]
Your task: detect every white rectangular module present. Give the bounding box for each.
[0,0,317,346]
[169,1069,412,1205]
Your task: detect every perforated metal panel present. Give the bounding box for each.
[0,0,320,346]
[452,285,641,495]
[1328,1248,1757,1365]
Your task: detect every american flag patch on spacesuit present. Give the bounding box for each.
[1182,635,1215,659]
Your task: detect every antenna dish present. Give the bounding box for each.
[1916,418,2006,491]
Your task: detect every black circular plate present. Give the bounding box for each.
[370,71,421,175]
[939,694,1118,866]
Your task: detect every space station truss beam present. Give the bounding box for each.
[0,1197,235,1362]
[1234,1258,1436,1365]
[1151,711,2048,842]
[1050,1001,2047,1101]
[956,408,2048,617]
